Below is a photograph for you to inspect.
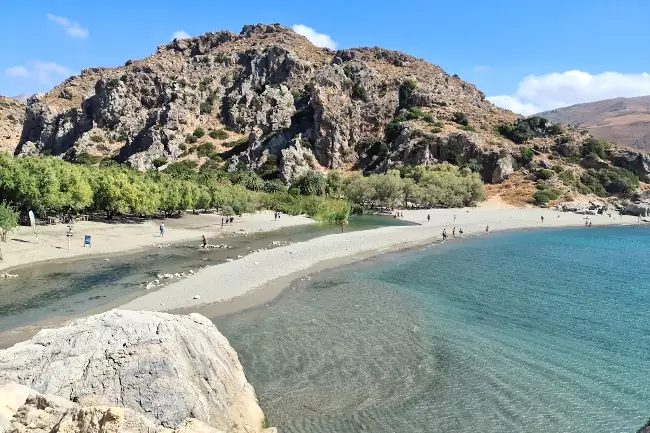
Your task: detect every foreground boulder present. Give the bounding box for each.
[0,310,266,433]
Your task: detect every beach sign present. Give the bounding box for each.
[84,235,91,247]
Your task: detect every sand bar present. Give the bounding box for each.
[0,211,314,272]
[122,207,645,313]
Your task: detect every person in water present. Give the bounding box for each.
[201,235,207,248]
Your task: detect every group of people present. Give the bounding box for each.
[394,212,404,218]
[274,211,282,220]
[441,226,465,242]
[221,216,235,226]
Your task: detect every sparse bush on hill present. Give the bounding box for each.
[533,184,561,204]
[193,128,205,138]
[196,142,215,157]
[521,147,534,162]
[152,157,168,168]
[398,80,418,109]
[209,130,229,140]
[536,169,554,180]
[185,134,198,144]
[582,137,605,159]
[497,116,554,144]
[452,112,469,127]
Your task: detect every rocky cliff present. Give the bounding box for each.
[0,97,25,154]
[0,310,270,433]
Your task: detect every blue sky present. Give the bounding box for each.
[2,0,649,114]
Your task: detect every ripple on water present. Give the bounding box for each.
[216,227,650,433]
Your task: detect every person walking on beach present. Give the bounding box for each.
[458,228,463,237]
[159,223,165,238]
[442,228,447,242]
[454,214,457,223]
[201,235,207,248]
[485,225,489,234]
[427,214,431,223]
[541,215,544,223]
[452,227,456,237]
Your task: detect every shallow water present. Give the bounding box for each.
[215,226,650,433]
[0,215,412,333]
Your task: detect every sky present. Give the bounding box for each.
[1,0,649,115]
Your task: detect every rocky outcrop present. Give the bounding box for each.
[0,310,266,433]
[624,202,650,217]
[638,419,650,433]
[610,149,650,182]
[0,97,25,153]
[10,24,516,177]
[0,384,228,433]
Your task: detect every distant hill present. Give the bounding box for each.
[538,96,650,151]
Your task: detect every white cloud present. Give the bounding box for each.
[488,70,650,115]
[291,24,337,49]
[4,61,71,85]
[171,30,191,40]
[473,65,489,72]
[47,13,89,38]
[5,66,29,78]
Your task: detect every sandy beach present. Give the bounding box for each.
[0,211,314,272]
[121,207,646,313]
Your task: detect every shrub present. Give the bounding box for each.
[460,125,475,132]
[398,80,418,109]
[557,135,573,144]
[552,165,564,173]
[263,179,286,193]
[521,147,534,162]
[431,126,442,134]
[536,169,554,180]
[351,85,367,101]
[595,167,639,195]
[385,121,403,143]
[549,123,564,135]
[90,134,104,143]
[423,114,435,123]
[533,184,561,204]
[221,205,235,216]
[200,102,213,114]
[179,143,187,150]
[193,127,205,138]
[406,107,426,120]
[294,171,327,196]
[152,157,169,168]
[209,130,229,140]
[452,112,469,127]
[196,142,215,157]
[185,134,198,144]
[106,78,120,88]
[582,137,605,159]
[77,152,102,165]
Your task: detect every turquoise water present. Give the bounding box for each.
[215,227,650,433]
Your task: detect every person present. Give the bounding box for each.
[159,223,165,238]
[341,220,346,232]
[485,225,489,234]
[588,221,593,227]
[230,216,234,224]
[541,216,544,223]
[427,214,431,222]
[221,217,224,227]
[452,227,456,237]
[442,229,447,242]
[201,235,207,248]
[585,219,589,227]
[453,214,456,223]
[274,212,278,221]
[458,228,463,237]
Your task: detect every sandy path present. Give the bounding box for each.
[122,207,644,312]
[0,211,314,272]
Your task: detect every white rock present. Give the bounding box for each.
[0,310,265,433]
[193,295,201,300]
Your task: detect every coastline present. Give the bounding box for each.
[121,207,647,313]
[0,211,314,272]
[1,206,645,348]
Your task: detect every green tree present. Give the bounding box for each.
[295,171,326,196]
[0,203,18,260]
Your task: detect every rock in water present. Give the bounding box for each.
[0,310,265,433]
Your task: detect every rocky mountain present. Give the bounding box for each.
[1,23,650,200]
[538,96,650,151]
[0,97,25,153]
[0,310,271,433]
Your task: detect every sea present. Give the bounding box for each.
[215,226,650,433]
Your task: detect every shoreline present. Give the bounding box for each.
[121,207,647,313]
[0,211,315,273]
[1,207,646,348]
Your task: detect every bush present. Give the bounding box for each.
[423,114,435,123]
[200,102,213,114]
[209,130,229,140]
[552,165,564,173]
[263,179,286,193]
[152,157,169,168]
[431,126,442,134]
[185,134,198,144]
[77,152,102,166]
[196,142,216,158]
[460,125,475,132]
[406,107,425,120]
[193,127,205,138]
[533,186,561,204]
[536,169,554,180]
[452,112,469,127]
[595,167,639,195]
[221,205,235,216]
[179,143,187,150]
[582,137,605,159]
[294,171,327,196]
[398,80,418,109]
[521,147,534,162]
[549,123,564,135]
[385,121,403,143]
[557,135,573,144]
[90,134,104,143]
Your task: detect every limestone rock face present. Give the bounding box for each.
[0,310,265,433]
[0,97,25,153]
[624,202,650,217]
[611,149,650,182]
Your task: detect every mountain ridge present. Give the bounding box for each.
[538,95,650,151]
